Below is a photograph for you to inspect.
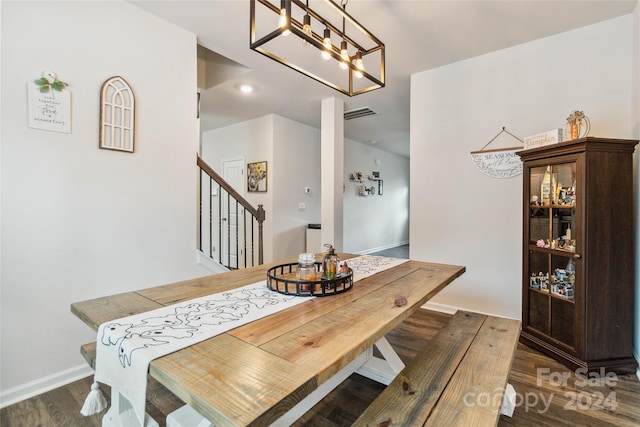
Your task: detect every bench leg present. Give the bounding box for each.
[102,388,159,427]
[356,337,405,385]
[500,383,517,417]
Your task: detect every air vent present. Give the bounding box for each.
[344,107,377,120]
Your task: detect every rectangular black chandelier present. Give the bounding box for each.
[250,0,385,97]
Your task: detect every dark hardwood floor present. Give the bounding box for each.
[368,244,409,259]
[2,308,639,426]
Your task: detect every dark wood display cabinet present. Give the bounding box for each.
[517,137,638,374]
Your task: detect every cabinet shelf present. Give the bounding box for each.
[527,245,578,256]
[528,286,575,303]
[530,204,575,209]
[517,137,638,374]
[551,292,574,302]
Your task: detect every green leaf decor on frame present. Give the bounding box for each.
[34,71,68,93]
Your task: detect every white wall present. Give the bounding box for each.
[0,1,207,403]
[272,115,322,260]
[343,142,409,254]
[411,16,635,320]
[201,114,409,261]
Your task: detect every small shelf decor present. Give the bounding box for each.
[349,171,378,196]
[368,171,383,195]
[267,262,353,297]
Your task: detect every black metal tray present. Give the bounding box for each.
[266,262,353,297]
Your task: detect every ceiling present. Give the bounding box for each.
[132,1,637,158]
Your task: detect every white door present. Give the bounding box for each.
[222,158,245,267]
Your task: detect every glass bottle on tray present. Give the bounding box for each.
[322,244,339,280]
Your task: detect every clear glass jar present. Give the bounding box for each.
[296,253,316,281]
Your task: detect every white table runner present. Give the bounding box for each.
[347,254,408,282]
[82,255,408,425]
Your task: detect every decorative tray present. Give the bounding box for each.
[266,262,353,297]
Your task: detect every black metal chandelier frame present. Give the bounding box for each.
[250,0,385,96]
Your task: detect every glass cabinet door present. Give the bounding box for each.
[526,161,576,349]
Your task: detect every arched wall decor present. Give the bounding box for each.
[99,76,135,152]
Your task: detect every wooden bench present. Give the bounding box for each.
[80,342,97,369]
[353,310,521,426]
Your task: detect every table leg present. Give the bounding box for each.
[272,336,403,426]
[356,336,406,385]
[270,350,370,426]
[102,388,159,427]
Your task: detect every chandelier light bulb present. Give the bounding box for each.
[321,28,332,60]
[279,9,290,36]
[302,14,312,47]
[339,40,349,70]
[353,50,364,78]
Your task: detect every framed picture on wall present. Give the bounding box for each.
[247,161,267,192]
[27,71,71,134]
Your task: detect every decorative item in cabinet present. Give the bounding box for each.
[517,137,638,374]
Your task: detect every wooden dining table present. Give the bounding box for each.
[71,254,465,427]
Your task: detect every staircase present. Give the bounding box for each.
[197,156,265,270]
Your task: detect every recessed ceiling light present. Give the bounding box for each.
[239,84,253,94]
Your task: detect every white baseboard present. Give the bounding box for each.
[0,364,94,408]
[420,301,459,314]
[421,302,521,321]
[357,241,409,255]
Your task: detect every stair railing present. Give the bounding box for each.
[197,156,265,269]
